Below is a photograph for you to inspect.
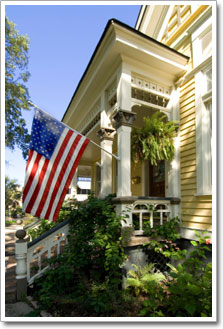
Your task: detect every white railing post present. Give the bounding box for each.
[15,229,27,301]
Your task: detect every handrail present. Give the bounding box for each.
[23,219,42,231]
[26,219,70,285]
[112,196,180,204]
[28,219,70,248]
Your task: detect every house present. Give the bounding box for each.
[13,3,215,301]
[62,3,214,248]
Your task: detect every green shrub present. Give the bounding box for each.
[32,194,127,316]
[28,219,56,240]
[27,200,76,240]
[136,231,212,317]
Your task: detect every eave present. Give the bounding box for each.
[62,19,189,124]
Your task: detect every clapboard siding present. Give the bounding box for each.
[179,77,212,231]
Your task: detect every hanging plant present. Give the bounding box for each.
[131,112,178,166]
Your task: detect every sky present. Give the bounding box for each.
[4,1,141,186]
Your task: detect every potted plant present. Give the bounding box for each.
[131,112,178,166]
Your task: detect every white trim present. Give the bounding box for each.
[195,71,212,196]
[192,18,212,196]
[171,6,212,49]
[180,226,212,242]
[175,55,211,87]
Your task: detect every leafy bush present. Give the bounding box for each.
[27,200,76,240]
[144,216,181,241]
[136,231,212,317]
[32,194,128,316]
[28,219,56,240]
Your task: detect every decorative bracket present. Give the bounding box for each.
[97,127,116,141]
[112,109,136,130]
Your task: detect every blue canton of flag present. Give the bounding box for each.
[29,110,65,159]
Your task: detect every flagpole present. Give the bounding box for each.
[28,102,120,161]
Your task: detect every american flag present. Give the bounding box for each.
[22,109,90,221]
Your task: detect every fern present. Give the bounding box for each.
[131,112,178,166]
[126,263,166,296]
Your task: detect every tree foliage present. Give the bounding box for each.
[5,16,32,159]
[5,175,22,214]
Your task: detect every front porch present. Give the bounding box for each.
[62,19,189,234]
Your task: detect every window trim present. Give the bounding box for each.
[194,68,212,196]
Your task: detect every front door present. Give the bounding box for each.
[149,161,165,197]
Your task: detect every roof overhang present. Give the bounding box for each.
[62,19,189,125]
[135,5,174,40]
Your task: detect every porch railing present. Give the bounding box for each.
[112,196,180,235]
[15,219,70,300]
[132,199,171,235]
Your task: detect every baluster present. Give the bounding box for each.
[57,239,60,255]
[140,212,143,231]
[38,255,41,272]
[150,211,153,228]
[160,211,163,226]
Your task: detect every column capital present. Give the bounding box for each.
[113,109,136,130]
[97,127,116,141]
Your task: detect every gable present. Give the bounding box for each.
[136,4,210,47]
[161,5,192,43]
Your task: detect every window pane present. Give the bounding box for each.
[133,213,140,230]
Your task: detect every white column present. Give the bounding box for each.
[98,128,115,198]
[167,87,181,218]
[71,170,78,197]
[113,110,136,197]
[100,138,113,198]
[116,62,132,110]
[116,125,132,196]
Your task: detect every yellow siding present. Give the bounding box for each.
[176,36,194,70]
[164,5,209,47]
[179,77,212,231]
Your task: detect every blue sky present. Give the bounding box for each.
[5,3,141,186]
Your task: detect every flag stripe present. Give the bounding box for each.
[22,153,42,203]
[26,149,34,171]
[49,135,87,221]
[44,134,82,219]
[52,138,90,221]
[23,150,37,202]
[25,158,49,213]
[30,127,70,216]
[35,128,74,218]
[39,131,78,219]
[23,155,46,211]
